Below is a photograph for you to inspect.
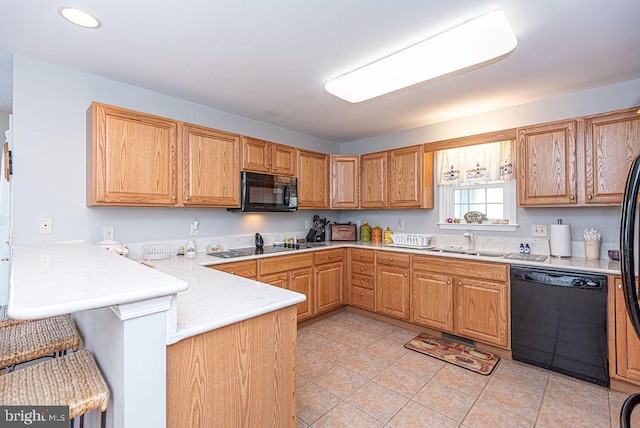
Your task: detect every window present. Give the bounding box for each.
[436,140,518,231]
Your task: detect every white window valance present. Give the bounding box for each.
[436,140,515,185]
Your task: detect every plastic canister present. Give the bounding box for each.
[383,227,394,244]
[359,221,371,242]
[371,224,382,243]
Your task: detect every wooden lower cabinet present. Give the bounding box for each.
[167,306,297,427]
[375,251,411,320]
[261,267,313,321]
[456,277,509,347]
[412,271,454,332]
[411,255,510,349]
[314,249,344,314]
[610,275,640,384]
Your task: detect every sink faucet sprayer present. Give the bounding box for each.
[463,232,475,250]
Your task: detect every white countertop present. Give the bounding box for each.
[8,242,188,319]
[147,255,306,345]
[196,241,621,275]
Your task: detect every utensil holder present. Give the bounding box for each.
[584,240,601,260]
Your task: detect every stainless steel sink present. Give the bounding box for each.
[426,248,504,257]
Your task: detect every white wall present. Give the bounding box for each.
[0,112,9,132]
[338,79,640,245]
[11,56,340,245]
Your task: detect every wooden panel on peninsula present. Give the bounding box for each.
[167,306,296,427]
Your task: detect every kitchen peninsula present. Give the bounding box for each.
[8,241,305,428]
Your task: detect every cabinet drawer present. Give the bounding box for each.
[208,260,257,279]
[352,261,375,277]
[351,286,375,310]
[351,249,374,263]
[413,255,508,282]
[259,253,314,275]
[376,251,410,268]
[351,274,374,290]
[315,249,343,265]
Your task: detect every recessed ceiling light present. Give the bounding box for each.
[325,10,517,103]
[58,6,101,29]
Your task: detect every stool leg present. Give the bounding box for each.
[101,411,106,428]
[70,417,74,428]
[79,414,84,428]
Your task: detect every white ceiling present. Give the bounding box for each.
[1,1,639,143]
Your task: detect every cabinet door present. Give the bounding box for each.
[290,268,314,321]
[456,277,508,348]
[517,120,577,206]
[241,137,271,173]
[375,265,410,320]
[585,108,640,205]
[89,102,178,206]
[389,146,423,208]
[331,155,360,208]
[297,150,329,208]
[182,124,240,207]
[271,143,296,176]
[314,262,343,314]
[361,152,388,208]
[412,271,454,333]
[613,277,640,383]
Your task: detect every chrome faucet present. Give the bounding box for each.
[463,231,475,250]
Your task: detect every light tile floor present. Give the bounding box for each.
[296,311,640,428]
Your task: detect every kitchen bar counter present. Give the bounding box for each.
[8,242,188,319]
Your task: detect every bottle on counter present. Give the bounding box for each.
[383,227,394,244]
[371,224,383,243]
[360,221,371,242]
[186,240,197,257]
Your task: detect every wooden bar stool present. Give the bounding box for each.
[0,312,80,371]
[0,349,110,427]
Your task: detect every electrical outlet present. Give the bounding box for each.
[532,224,547,237]
[398,218,405,231]
[305,220,310,229]
[39,218,52,234]
[103,226,115,240]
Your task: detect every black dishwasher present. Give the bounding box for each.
[510,265,608,386]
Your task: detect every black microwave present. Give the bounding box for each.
[228,172,298,212]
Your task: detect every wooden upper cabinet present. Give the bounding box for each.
[389,145,433,208]
[297,149,329,208]
[241,136,295,176]
[182,124,240,207]
[88,102,179,206]
[361,152,388,208]
[331,155,359,208]
[585,107,640,205]
[517,120,577,206]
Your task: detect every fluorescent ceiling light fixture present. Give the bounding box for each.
[58,6,102,29]
[325,10,517,103]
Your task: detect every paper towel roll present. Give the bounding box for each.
[550,224,572,257]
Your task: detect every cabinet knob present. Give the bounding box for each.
[404,273,407,277]
[328,255,333,259]
[360,254,364,258]
[389,258,393,262]
[390,201,394,205]
[230,271,235,274]
[172,196,177,201]
[570,194,575,201]
[360,292,364,296]
[360,279,364,283]
[458,281,462,286]
[447,279,451,285]
[619,283,623,289]
[588,194,593,200]
[185,197,190,201]
[360,267,364,271]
